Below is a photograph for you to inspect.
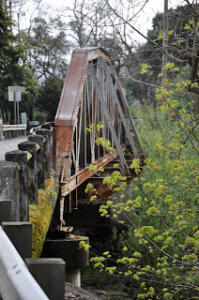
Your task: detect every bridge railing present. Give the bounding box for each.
[0,121,27,140]
[0,226,49,300]
[0,128,53,222]
[0,128,67,299]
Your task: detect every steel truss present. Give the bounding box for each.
[53,47,144,224]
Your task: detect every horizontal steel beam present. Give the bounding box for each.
[61,150,120,197]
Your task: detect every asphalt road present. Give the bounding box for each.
[0,136,27,160]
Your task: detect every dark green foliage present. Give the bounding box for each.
[36,75,64,121]
[29,17,69,79]
[0,0,39,122]
[0,0,15,121]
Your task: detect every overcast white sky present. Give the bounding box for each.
[39,0,185,43]
[22,0,185,45]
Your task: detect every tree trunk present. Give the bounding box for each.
[162,0,168,80]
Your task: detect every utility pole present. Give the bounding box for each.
[162,0,168,80]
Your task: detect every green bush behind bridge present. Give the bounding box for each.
[87,64,199,299]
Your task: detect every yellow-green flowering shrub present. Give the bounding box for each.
[88,63,199,299]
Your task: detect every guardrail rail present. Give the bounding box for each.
[0,123,27,140]
[0,226,49,300]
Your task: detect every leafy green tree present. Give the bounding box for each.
[126,3,199,106]
[0,0,16,121]
[36,75,63,122]
[0,0,39,122]
[28,17,69,79]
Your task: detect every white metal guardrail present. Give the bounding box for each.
[0,226,49,300]
[2,124,27,132]
[0,123,27,140]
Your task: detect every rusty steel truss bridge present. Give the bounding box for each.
[0,47,145,299]
[46,47,144,230]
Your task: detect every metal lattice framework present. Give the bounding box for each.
[52,47,143,225]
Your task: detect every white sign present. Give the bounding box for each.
[8,89,14,101]
[8,86,25,102]
[16,91,21,102]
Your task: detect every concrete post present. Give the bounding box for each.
[2,221,32,259]
[4,131,8,139]
[5,150,29,221]
[26,258,65,300]
[28,135,45,188]
[35,129,51,178]
[18,141,38,204]
[65,269,81,287]
[0,120,4,141]
[0,201,11,223]
[0,161,19,221]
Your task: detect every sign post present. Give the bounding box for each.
[21,112,27,125]
[8,86,25,124]
[14,91,16,124]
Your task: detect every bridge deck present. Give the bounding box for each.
[0,137,27,160]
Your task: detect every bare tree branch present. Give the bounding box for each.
[183,0,191,4]
[105,0,158,46]
[132,0,149,19]
[165,49,184,63]
[124,68,160,89]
